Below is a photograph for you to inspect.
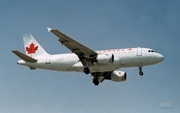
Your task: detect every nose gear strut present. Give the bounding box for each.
[139,66,143,76]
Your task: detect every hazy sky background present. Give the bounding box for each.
[0,0,180,113]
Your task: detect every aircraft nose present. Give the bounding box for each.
[156,54,164,62]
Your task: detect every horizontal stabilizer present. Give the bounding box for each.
[12,50,37,63]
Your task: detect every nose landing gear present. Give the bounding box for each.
[139,66,143,76]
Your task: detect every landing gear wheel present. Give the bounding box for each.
[93,79,99,86]
[138,66,143,76]
[84,67,90,74]
[139,71,143,76]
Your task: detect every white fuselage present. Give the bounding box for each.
[17,47,164,72]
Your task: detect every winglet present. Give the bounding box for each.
[12,50,37,63]
[47,27,52,32]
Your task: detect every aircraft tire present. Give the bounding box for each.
[84,67,90,74]
[139,71,143,76]
[93,79,99,86]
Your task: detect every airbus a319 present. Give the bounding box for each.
[12,28,164,86]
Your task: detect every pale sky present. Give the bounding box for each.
[0,0,180,113]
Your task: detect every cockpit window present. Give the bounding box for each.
[148,50,156,52]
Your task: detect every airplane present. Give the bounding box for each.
[12,27,164,86]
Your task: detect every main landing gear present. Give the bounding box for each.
[91,73,99,86]
[83,67,90,74]
[93,78,99,86]
[139,66,143,76]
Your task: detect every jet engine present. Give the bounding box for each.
[110,71,127,82]
[96,54,114,64]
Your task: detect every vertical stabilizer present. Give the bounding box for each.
[23,34,49,57]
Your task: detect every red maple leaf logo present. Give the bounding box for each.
[26,43,38,54]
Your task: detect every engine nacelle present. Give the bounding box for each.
[111,71,127,82]
[96,54,114,64]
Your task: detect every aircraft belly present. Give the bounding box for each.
[50,60,76,71]
[73,62,119,72]
[89,65,118,72]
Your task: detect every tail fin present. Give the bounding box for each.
[23,34,49,57]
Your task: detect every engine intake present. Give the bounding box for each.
[96,54,114,64]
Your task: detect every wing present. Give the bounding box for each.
[48,27,97,66]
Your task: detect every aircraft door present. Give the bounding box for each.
[46,56,50,64]
[137,47,142,56]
